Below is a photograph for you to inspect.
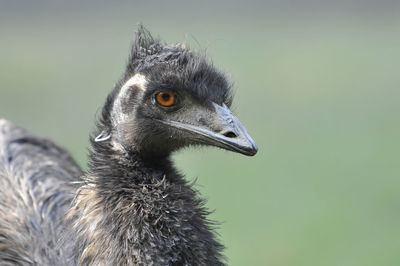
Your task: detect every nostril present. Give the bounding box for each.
[222,131,237,138]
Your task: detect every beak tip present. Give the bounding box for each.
[239,140,258,156]
[247,143,258,156]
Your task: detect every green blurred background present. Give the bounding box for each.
[1,1,400,265]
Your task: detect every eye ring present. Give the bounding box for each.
[155,91,176,107]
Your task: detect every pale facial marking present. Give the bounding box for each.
[111,73,147,152]
[112,73,147,126]
[121,73,147,92]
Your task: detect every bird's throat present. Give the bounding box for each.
[68,143,224,264]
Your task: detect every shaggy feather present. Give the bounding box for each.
[67,137,225,265]
[0,25,242,265]
[0,119,82,265]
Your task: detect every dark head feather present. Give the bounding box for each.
[98,25,232,143]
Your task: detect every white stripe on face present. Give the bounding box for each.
[120,73,147,92]
[112,73,147,126]
[110,73,148,152]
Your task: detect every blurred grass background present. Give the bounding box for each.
[1,1,400,265]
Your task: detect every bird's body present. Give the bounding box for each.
[0,119,81,265]
[0,26,257,265]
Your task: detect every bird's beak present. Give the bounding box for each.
[158,103,258,156]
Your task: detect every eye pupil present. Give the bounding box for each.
[161,93,170,101]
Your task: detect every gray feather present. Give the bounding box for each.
[0,119,82,265]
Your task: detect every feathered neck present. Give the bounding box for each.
[88,138,176,183]
[68,137,225,265]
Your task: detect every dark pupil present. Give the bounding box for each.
[161,93,170,101]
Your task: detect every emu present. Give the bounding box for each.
[0,26,257,265]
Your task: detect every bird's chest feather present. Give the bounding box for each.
[72,178,206,265]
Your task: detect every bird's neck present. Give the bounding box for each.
[90,141,178,185]
[68,141,225,265]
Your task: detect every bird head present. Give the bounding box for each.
[98,26,258,159]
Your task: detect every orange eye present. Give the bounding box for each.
[156,91,176,107]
